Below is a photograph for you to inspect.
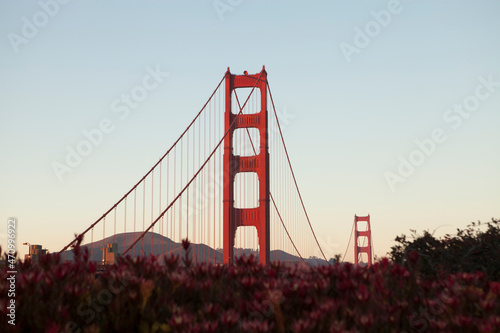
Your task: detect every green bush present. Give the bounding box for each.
[389,218,500,281]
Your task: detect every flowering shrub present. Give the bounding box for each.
[1,237,499,332]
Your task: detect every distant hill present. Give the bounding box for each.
[60,232,328,266]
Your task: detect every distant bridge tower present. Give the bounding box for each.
[223,67,270,265]
[354,214,372,267]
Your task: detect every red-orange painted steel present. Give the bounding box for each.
[223,67,270,265]
[354,214,372,267]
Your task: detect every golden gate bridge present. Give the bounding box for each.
[58,67,373,266]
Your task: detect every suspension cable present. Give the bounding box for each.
[267,83,329,263]
[123,71,264,255]
[342,219,355,263]
[58,74,226,255]
[234,92,305,263]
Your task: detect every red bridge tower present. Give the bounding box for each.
[354,214,373,267]
[223,67,270,265]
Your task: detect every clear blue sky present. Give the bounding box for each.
[1,0,499,261]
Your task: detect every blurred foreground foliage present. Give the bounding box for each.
[1,221,499,332]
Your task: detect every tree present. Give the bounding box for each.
[389,218,500,281]
[328,254,342,265]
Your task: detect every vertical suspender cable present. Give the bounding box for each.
[113,207,116,244]
[191,126,195,261]
[208,97,212,258]
[267,84,328,263]
[151,171,154,256]
[142,181,145,256]
[204,101,207,262]
[159,162,162,255]
[198,114,201,262]
[180,138,183,244]
[134,188,136,257]
[124,198,127,255]
[102,216,105,262]
[168,155,171,254]
[213,125,216,264]
[187,127,189,242]
[219,86,222,262]
[91,228,94,262]
[173,146,176,245]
